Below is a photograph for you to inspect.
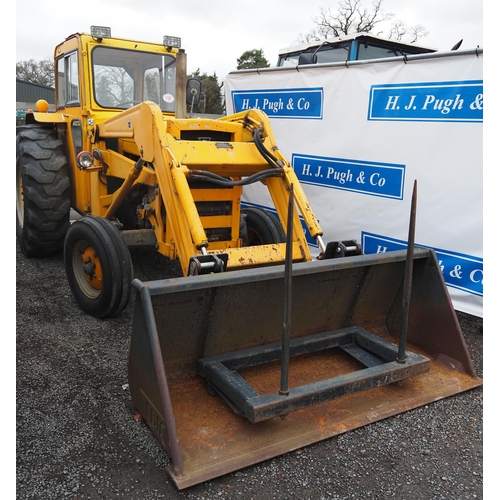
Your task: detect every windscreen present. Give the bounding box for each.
[92,46,177,112]
[278,43,350,66]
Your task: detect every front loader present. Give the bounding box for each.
[16,26,482,489]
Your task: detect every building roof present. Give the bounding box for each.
[16,79,55,105]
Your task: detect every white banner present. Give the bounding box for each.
[225,51,483,317]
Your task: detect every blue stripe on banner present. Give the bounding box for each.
[367,80,483,122]
[231,88,323,119]
[292,154,405,200]
[361,232,483,297]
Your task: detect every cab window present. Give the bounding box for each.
[56,52,79,107]
[92,46,176,112]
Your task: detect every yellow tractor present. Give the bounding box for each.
[16,26,481,489]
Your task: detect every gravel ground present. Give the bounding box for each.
[16,242,483,500]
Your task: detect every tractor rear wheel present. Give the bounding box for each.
[16,125,71,256]
[241,207,286,246]
[64,216,133,318]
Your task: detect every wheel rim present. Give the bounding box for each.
[16,157,24,228]
[72,239,103,299]
[246,227,263,246]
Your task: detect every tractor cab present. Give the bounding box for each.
[53,26,199,118]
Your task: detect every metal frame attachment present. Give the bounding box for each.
[198,326,430,423]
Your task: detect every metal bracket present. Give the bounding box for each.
[188,254,228,275]
[322,240,363,259]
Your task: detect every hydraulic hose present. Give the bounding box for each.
[187,168,283,186]
[253,126,284,169]
[186,124,286,187]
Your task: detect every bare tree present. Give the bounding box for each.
[16,59,54,87]
[94,66,134,106]
[388,20,429,43]
[296,0,428,44]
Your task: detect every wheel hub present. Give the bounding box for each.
[81,247,103,290]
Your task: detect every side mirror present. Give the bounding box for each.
[298,53,317,65]
[187,78,201,111]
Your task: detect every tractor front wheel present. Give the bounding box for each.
[64,216,133,318]
[241,207,286,246]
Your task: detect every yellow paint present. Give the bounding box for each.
[29,30,324,275]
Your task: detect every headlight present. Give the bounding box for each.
[76,151,95,170]
[91,26,111,40]
[163,36,181,50]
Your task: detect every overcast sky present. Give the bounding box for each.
[16,0,484,81]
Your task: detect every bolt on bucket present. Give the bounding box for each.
[127,245,481,489]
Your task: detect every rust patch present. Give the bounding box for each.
[239,348,363,396]
[162,354,481,489]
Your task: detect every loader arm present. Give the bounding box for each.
[97,102,323,275]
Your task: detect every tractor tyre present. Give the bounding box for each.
[16,124,71,257]
[64,215,133,318]
[241,207,286,246]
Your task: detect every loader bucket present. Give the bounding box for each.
[128,248,481,489]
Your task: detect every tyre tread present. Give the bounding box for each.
[17,125,70,256]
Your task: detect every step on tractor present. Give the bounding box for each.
[16,26,482,489]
